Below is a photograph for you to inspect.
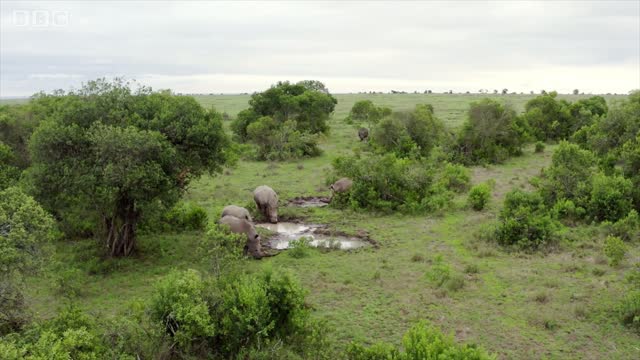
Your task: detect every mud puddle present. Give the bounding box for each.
[256,222,369,250]
[287,196,330,208]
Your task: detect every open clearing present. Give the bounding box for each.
[26,93,638,359]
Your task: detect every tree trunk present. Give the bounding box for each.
[103,198,139,257]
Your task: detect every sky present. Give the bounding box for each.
[1,1,639,97]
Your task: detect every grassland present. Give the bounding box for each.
[25,93,638,359]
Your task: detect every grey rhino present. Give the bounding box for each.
[221,205,252,222]
[330,177,353,201]
[358,127,369,141]
[254,185,278,223]
[218,215,264,259]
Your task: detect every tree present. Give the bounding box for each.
[573,89,579,95]
[0,142,20,190]
[232,81,337,139]
[452,99,529,164]
[522,91,573,140]
[27,79,231,256]
[345,100,391,127]
[1,187,55,333]
[502,88,508,95]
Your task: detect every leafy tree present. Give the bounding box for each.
[246,117,321,160]
[0,104,43,169]
[0,143,20,190]
[297,79,329,93]
[232,80,337,139]
[523,91,573,140]
[538,141,596,206]
[345,100,391,127]
[0,187,56,333]
[27,79,232,256]
[452,99,528,165]
[370,116,416,157]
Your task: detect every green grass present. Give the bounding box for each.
[24,93,639,359]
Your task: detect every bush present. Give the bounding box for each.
[198,223,246,277]
[346,321,495,360]
[551,198,585,225]
[162,202,208,231]
[603,235,626,267]
[148,269,215,351]
[452,98,528,165]
[494,190,558,250]
[437,163,471,193]
[539,141,596,206]
[607,209,640,242]
[345,100,390,127]
[288,236,313,258]
[535,141,545,153]
[370,116,416,157]
[0,142,20,191]
[330,154,455,214]
[247,117,322,160]
[468,183,491,211]
[618,291,640,334]
[588,174,633,222]
[522,91,572,140]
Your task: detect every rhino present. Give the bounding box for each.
[254,185,278,223]
[218,215,264,259]
[330,177,353,193]
[221,205,252,222]
[330,177,353,201]
[358,127,369,141]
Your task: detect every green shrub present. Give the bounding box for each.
[522,91,572,140]
[539,141,595,206]
[603,235,626,267]
[345,100,390,127]
[468,183,491,211]
[53,267,84,299]
[148,269,215,351]
[452,98,528,165]
[370,116,417,157]
[288,236,313,258]
[535,141,545,153]
[247,117,322,161]
[437,163,471,193]
[346,321,495,360]
[551,198,585,225]
[330,154,457,214]
[494,190,558,250]
[606,209,640,242]
[618,290,640,334]
[198,223,245,277]
[425,256,451,287]
[163,202,208,231]
[588,174,633,222]
[0,142,20,191]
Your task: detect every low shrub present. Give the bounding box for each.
[535,141,545,153]
[197,223,245,277]
[437,162,471,193]
[494,189,558,251]
[148,269,215,352]
[588,174,633,222]
[468,183,492,211]
[330,153,457,214]
[618,290,640,334]
[163,202,208,231]
[346,321,495,360]
[603,235,626,267]
[53,267,84,299]
[551,198,585,225]
[605,209,640,242]
[288,236,313,258]
[247,117,322,161]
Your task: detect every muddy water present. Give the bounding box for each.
[256,222,368,250]
[287,197,330,208]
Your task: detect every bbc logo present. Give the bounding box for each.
[12,10,70,27]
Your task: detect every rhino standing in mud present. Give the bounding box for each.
[358,127,369,141]
[254,185,278,223]
[219,215,264,259]
[221,205,252,222]
[330,177,353,201]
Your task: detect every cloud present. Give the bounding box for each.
[1,0,638,96]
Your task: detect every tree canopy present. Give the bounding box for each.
[27,79,232,256]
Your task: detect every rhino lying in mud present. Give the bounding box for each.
[254,185,278,223]
[358,127,369,141]
[221,205,252,222]
[219,215,264,259]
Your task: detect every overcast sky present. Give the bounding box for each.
[1,1,639,97]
